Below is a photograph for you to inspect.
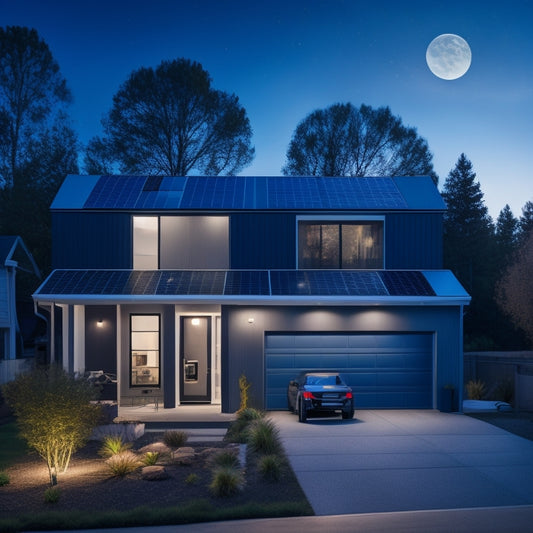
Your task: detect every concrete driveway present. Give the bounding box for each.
[269,410,533,516]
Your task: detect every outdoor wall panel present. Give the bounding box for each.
[385,213,443,269]
[230,213,296,268]
[52,212,131,269]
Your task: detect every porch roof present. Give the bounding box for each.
[33,269,470,306]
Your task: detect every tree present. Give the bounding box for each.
[2,365,102,485]
[495,204,519,271]
[0,26,71,189]
[497,230,533,346]
[518,201,533,243]
[87,58,254,176]
[442,154,496,348]
[282,103,437,182]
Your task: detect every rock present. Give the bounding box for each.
[141,465,169,481]
[172,447,195,465]
[138,442,171,455]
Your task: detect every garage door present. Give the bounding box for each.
[265,333,433,409]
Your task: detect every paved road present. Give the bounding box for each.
[269,409,533,515]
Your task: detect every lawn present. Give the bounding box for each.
[0,414,313,532]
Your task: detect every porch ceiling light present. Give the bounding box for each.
[191,318,200,326]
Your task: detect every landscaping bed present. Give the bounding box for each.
[466,410,533,441]
[0,425,312,531]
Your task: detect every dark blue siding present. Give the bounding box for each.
[385,213,443,269]
[230,213,296,269]
[52,212,131,269]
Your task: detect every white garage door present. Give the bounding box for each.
[265,333,433,409]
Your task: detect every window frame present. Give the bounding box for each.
[129,313,161,388]
[296,215,385,270]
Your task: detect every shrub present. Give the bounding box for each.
[2,365,101,485]
[163,430,188,448]
[258,454,284,482]
[494,379,514,403]
[237,407,264,422]
[105,451,141,477]
[209,466,243,497]
[44,486,61,503]
[142,451,160,466]
[185,473,199,485]
[98,435,132,458]
[466,379,486,400]
[209,449,240,469]
[247,418,281,455]
[238,374,252,412]
[0,471,9,486]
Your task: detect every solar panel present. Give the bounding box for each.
[379,271,436,296]
[36,269,437,298]
[224,271,270,295]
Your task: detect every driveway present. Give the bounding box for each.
[269,410,533,516]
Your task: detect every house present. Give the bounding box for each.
[1,236,41,384]
[33,175,470,414]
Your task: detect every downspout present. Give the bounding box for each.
[459,304,465,412]
[33,300,52,363]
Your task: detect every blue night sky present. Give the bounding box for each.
[2,0,532,220]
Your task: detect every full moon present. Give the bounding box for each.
[426,34,472,80]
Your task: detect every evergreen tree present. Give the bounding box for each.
[441,154,496,349]
[518,201,533,243]
[495,204,518,271]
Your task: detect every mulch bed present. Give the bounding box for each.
[0,432,307,519]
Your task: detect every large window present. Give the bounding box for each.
[133,217,158,269]
[298,220,384,269]
[130,314,160,387]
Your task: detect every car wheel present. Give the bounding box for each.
[342,408,354,419]
[298,399,307,423]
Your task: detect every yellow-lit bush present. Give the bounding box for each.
[466,379,486,400]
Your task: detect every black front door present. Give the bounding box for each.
[180,316,211,403]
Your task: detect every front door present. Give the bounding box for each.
[180,316,211,403]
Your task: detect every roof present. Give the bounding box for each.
[33,269,470,306]
[0,236,41,277]
[51,175,446,212]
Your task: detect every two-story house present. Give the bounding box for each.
[33,175,470,415]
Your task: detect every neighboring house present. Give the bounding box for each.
[1,236,41,384]
[33,175,470,414]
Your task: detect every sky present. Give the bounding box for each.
[1,0,532,220]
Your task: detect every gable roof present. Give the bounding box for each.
[0,236,41,277]
[52,175,446,212]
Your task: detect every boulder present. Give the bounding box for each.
[141,465,169,481]
[138,442,171,455]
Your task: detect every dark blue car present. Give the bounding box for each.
[287,372,354,423]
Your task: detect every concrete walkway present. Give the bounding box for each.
[269,409,533,515]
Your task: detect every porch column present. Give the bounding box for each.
[162,305,176,408]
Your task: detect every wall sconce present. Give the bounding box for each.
[96,319,104,328]
[247,317,255,324]
[191,318,200,326]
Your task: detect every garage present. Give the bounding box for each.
[265,332,434,410]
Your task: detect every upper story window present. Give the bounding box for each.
[133,217,158,269]
[132,215,229,270]
[298,218,384,269]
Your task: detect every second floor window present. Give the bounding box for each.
[298,220,384,269]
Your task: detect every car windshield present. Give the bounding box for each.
[305,375,341,386]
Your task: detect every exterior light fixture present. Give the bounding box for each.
[191,318,200,326]
[248,317,255,324]
[96,319,104,328]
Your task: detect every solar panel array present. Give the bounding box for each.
[82,175,409,210]
[36,270,435,298]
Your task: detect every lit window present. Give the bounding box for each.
[130,314,160,387]
[133,217,158,269]
[298,220,384,269]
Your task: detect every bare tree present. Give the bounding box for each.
[0,26,71,188]
[283,103,437,183]
[497,230,533,346]
[87,58,254,176]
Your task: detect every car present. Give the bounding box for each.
[287,371,354,423]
